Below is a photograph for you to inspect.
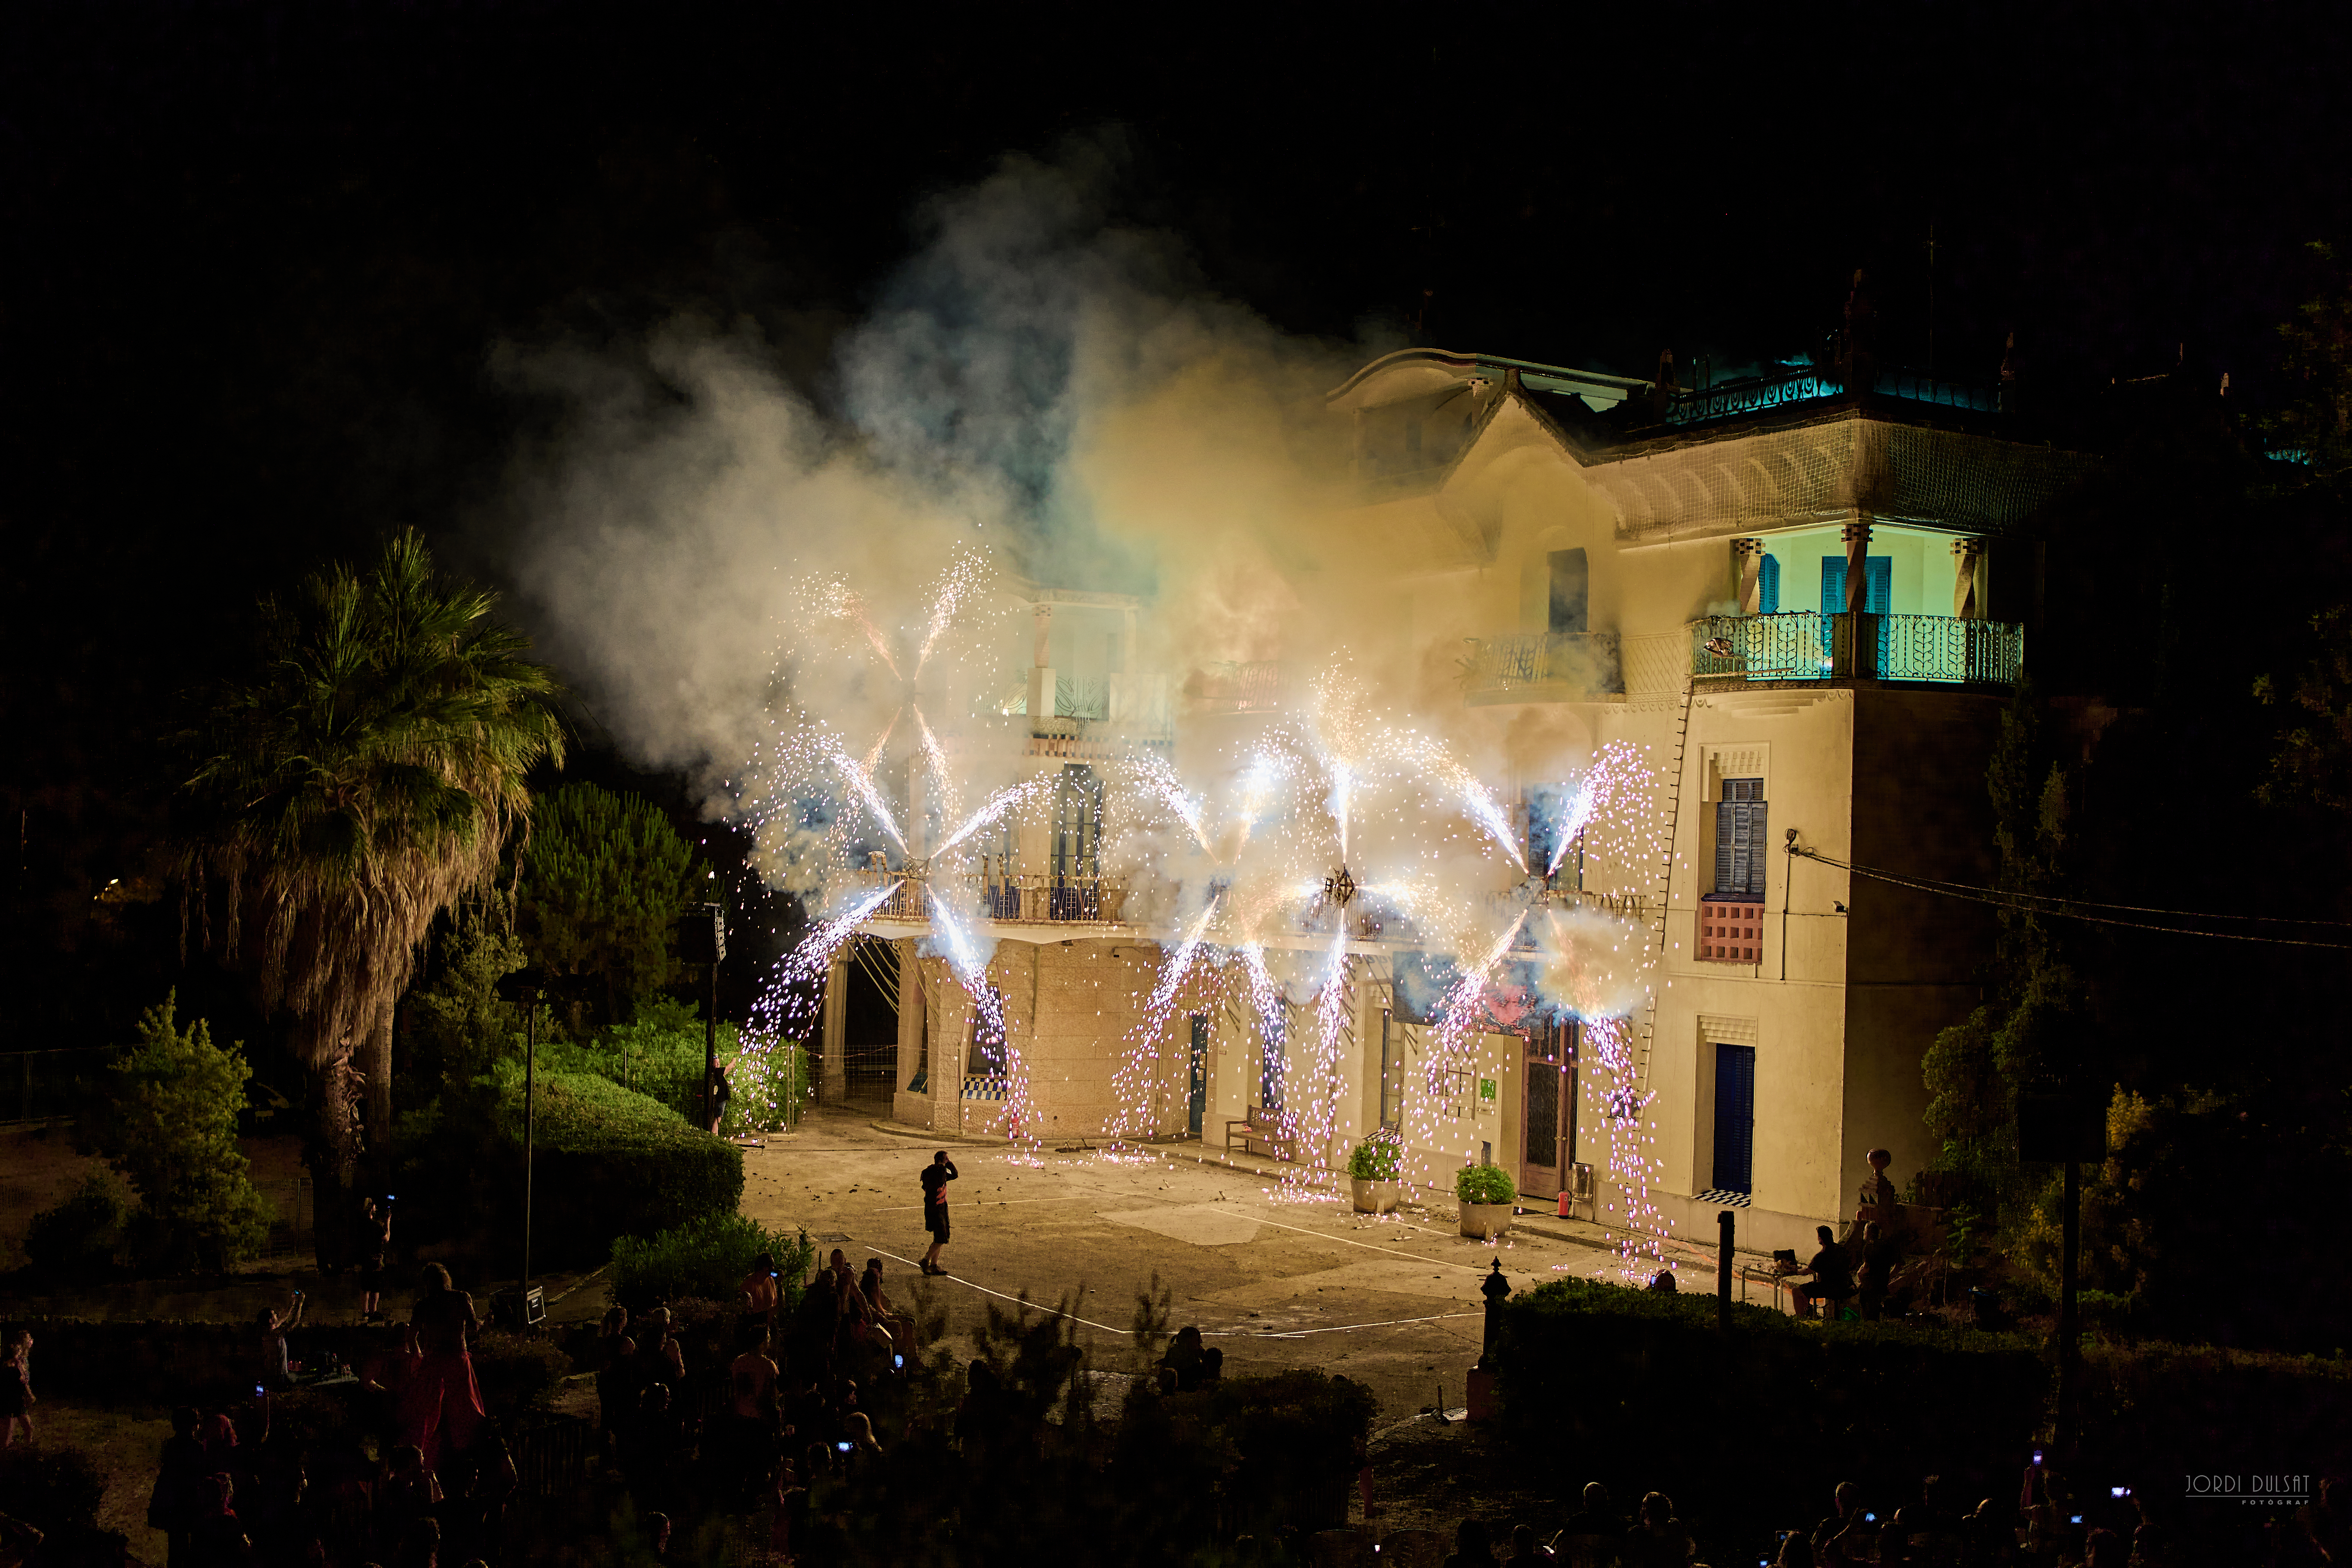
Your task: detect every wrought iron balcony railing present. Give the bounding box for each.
[1461,631,1626,701]
[1690,612,2024,686]
[1191,660,1283,715]
[833,864,1134,927]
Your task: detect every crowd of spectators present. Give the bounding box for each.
[1430,1465,2352,1568]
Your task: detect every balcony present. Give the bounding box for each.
[833,864,1135,928]
[1690,612,2023,687]
[1461,632,1626,704]
[1190,661,1284,715]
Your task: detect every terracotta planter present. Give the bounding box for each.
[1459,1200,1515,1239]
[1351,1177,1401,1214]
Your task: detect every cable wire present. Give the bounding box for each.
[1791,847,2352,950]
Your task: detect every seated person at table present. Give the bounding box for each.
[1790,1225,1856,1320]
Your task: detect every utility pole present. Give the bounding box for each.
[522,982,537,1292]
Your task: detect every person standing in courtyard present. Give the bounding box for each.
[0,1330,34,1448]
[919,1151,957,1275]
[401,1264,486,1471]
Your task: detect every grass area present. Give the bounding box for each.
[18,1401,173,1565]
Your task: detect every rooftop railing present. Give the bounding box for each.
[1461,631,1626,701]
[1690,612,2024,686]
[1663,366,1996,427]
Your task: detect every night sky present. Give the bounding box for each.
[6,1,2348,1044]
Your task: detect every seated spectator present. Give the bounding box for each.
[860,1257,912,1344]
[187,1475,252,1568]
[1647,1270,1677,1292]
[1552,1476,1627,1561]
[1772,1532,1814,1568]
[148,1407,209,1568]
[1442,1519,1496,1568]
[1199,1347,1225,1384]
[1790,1226,1857,1321]
[1810,1482,1865,1566]
[594,1308,630,1370]
[1625,1492,1694,1568]
[256,1292,305,1393]
[1507,1523,1554,1566]
[1560,1481,1626,1540]
[843,1412,883,1462]
[596,1338,640,1449]
[1160,1326,1206,1391]
[1856,1223,1902,1320]
[374,1446,440,1553]
[2083,1527,2125,1568]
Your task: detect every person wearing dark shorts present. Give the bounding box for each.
[358,1197,392,1323]
[919,1152,957,1275]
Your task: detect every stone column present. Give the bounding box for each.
[1951,538,1986,619]
[928,958,967,1135]
[821,949,849,1109]
[894,937,926,1127]
[1841,521,1873,612]
[1731,538,1766,616]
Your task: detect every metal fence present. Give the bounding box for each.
[1690,612,2022,686]
[255,1178,316,1259]
[833,867,1133,926]
[1461,632,1625,699]
[0,1048,114,1127]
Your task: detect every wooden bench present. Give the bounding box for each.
[1225,1104,1297,1161]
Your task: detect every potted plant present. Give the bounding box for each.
[1347,1130,1404,1213]
[1456,1163,1517,1238]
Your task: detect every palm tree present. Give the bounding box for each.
[180,529,564,1265]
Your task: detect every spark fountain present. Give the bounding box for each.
[732,549,1676,1269]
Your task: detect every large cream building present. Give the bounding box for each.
[828,349,2088,1253]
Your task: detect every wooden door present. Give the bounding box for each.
[1519,1020,1580,1200]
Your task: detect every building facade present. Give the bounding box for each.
[833,348,2088,1253]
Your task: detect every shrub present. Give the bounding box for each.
[611,1212,812,1313]
[0,1443,107,1532]
[1346,1130,1402,1182]
[1499,1278,2045,1544]
[89,993,273,1272]
[1455,1163,1515,1205]
[472,1329,570,1417]
[1196,1371,1379,1534]
[404,1066,744,1268]
[24,1170,129,1277]
[545,999,807,1135]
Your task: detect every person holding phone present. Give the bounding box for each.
[919,1152,957,1276]
[257,1290,305,1391]
[358,1197,393,1323]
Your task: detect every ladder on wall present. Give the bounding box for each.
[1633,673,1698,1090]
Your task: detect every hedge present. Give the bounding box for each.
[610,1212,812,1314]
[401,1067,744,1268]
[1498,1279,2045,1540]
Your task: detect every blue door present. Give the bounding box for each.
[1187,1015,1208,1136]
[1711,1044,1756,1196]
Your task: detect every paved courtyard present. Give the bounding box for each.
[737,1108,1686,1422]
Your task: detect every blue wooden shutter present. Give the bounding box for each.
[1865,556,1892,613]
[1547,548,1589,634]
[1259,1003,1286,1109]
[1821,557,1845,615]
[1711,1044,1757,1194]
[1758,553,1781,614]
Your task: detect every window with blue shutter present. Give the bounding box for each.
[1713,778,1768,897]
[1711,1044,1756,1195]
[1820,556,1892,614]
[1758,553,1781,614]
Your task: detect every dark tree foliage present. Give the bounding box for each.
[518,782,700,1029]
